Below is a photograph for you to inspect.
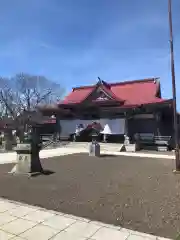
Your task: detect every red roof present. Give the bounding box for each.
[59,78,171,107]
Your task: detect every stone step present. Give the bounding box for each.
[65,142,123,151]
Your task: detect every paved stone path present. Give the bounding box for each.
[65,142,124,152]
[0,198,172,240]
[0,143,175,165]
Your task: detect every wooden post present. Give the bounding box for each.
[168,0,180,171]
[124,112,129,136]
[155,112,161,136]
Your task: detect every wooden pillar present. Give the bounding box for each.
[154,112,161,136]
[103,134,108,143]
[124,112,129,136]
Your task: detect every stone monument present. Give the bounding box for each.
[124,134,130,145]
[9,126,43,176]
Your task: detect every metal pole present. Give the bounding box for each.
[168,0,180,170]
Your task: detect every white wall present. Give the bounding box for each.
[60,120,77,137]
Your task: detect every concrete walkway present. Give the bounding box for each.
[0,145,175,165]
[0,198,172,240]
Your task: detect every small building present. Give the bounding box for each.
[0,111,58,136]
[39,77,174,144]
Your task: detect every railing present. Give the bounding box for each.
[154,136,172,146]
[135,133,172,150]
[40,134,60,149]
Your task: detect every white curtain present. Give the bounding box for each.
[60,118,125,137]
[60,119,93,137]
[100,118,125,135]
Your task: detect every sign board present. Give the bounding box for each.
[16,143,31,151]
[17,154,30,162]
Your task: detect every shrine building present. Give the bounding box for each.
[39,77,174,143]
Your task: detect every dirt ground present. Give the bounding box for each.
[0,153,179,239]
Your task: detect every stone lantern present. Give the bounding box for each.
[89,127,100,157]
[10,125,43,176]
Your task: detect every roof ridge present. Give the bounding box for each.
[109,77,159,86]
[72,85,94,91]
[72,77,160,90]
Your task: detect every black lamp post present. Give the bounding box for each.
[168,0,180,171]
[90,128,99,143]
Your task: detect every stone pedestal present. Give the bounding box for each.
[124,135,137,152]
[157,146,168,152]
[125,144,137,152]
[89,142,100,157]
[9,143,43,176]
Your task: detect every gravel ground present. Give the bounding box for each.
[0,153,179,239]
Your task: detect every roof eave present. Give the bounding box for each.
[141,99,173,107]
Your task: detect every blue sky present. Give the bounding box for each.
[0,0,179,103]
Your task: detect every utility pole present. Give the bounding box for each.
[168,0,180,171]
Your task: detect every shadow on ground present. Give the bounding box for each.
[31,170,55,177]
[99,154,117,157]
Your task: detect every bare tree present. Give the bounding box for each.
[0,73,64,131]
